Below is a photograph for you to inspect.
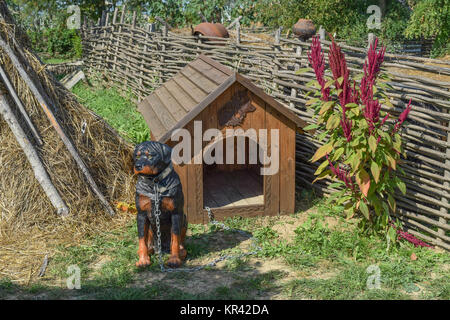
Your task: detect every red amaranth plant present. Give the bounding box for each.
[303,36,415,243]
[389,221,433,248]
[308,36,330,101]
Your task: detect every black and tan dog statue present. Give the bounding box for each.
[133,141,187,268]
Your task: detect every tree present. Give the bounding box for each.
[405,0,450,56]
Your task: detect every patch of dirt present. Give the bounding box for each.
[271,214,310,243]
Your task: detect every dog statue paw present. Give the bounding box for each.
[133,141,187,268]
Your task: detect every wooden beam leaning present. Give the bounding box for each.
[0,38,116,216]
[0,93,69,216]
[0,64,43,146]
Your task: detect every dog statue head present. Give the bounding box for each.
[133,141,172,176]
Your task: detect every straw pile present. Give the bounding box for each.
[0,1,135,284]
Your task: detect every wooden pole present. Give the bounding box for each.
[0,65,43,146]
[236,20,240,45]
[0,93,69,216]
[368,33,375,49]
[0,38,115,216]
[227,16,242,30]
[290,45,302,110]
[319,26,325,41]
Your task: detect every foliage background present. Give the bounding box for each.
[5,0,449,59]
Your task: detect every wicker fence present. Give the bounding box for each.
[80,8,450,249]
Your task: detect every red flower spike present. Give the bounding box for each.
[394,99,413,133]
[308,36,330,101]
[389,221,433,248]
[326,154,355,191]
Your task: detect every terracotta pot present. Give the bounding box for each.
[292,19,316,41]
[193,22,230,39]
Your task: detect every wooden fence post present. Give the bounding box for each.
[236,20,241,45]
[160,22,168,81]
[273,27,282,92]
[319,26,325,41]
[368,32,375,49]
[111,7,118,72]
[290,45,302,110]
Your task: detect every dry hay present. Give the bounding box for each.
[0,1,135,284]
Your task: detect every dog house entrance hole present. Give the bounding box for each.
[203,137,264,208]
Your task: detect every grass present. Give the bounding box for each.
[71,81,150,144]
[1,193,448,300]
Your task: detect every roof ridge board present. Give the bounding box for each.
[197,54,234,76]
[186,63,227,86]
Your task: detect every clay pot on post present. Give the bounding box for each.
[292,19,316,41]
[193,22,229,44]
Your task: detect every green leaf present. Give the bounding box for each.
[332,147,345,162]
[319,101,334,115]
[312,170,332,183]
[368,135,377,154]
[351,152,362,173]
[359,201,370,220]
[310,143,333,163]
[345,103,359,109]
[324,78,334,89]
[350,107,360,116]
[371,161,380,183]
[314,159,330,176]
[336,76,344,86]
[303,124,319,131]
[306,98,320,106]
[397,179,406,195]
[295,67,310,75]
[317,131,328,142]
[326,114,340,130]
[388,194,396,212]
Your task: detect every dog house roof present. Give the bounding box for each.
[138,55,308,143]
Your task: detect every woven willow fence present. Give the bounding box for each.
[80,8,450,249]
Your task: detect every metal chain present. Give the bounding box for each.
[152,184,262,272]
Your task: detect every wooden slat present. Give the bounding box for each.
[137,98,167,140]
[264,102,281,216]
[173,163,188,215]
[236,73,308,129]
[159,73,236,143]
[198,54,234,76]
[189,58,230,85]
[201,205,265,222]
[172,73,207,104]
[279,118,296,214]
[164,79,198,112]
[180,65,219,94]
[150,89,186,122]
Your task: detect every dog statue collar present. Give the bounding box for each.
[136,163,180,199]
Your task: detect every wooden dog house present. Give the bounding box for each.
[138,55,308,223]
